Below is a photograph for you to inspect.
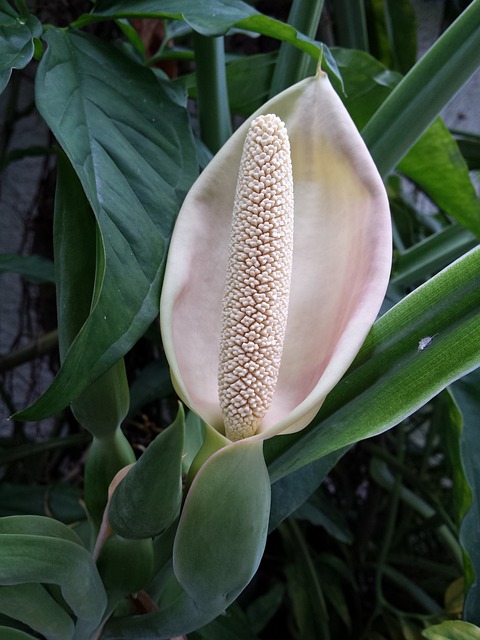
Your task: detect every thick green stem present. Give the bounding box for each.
[269,0,324,98]
[334,0,368,50]
[193,34,231,153]
[363,0,480,176]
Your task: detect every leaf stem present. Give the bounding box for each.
[193,34,232,153]
[334,0,369,50]
[269,0,324,98]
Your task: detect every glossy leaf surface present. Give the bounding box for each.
[17,28,197,420]
[174,441,271,611]
[109,407,184,538]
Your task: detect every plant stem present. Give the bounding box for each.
[193,34,231,153]
[269,0,324,98]
[334,0,369,50]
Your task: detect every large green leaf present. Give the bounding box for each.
[16,28,197,420]
[77,0,321,60]
[0,583,74,640]
[0,534,106,639]
[103,441,271,638]
[0,1,41,94]
[450,368,480,625]
[174,440,271,611]
[265,247,480,482]
[398,119,480,237]
[109,407,184,538]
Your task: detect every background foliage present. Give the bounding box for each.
[0,0,479,638]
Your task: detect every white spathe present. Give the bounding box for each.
[160,71,392,442]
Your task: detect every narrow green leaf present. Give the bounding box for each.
[0,628,37,640]
[450,368,480,624]
[265,247,480,482]
[0,253,55,284]
[16,28,197,420]
[333,0,369,51]
[281,520,329,640]
[383,0,417,73]
[109,407,184,538]
[391,224,478,287]
[422,620,480,639]
[332,48,480,235]
[362,0,480,175]
[174,440,270,611]
[0,583,74,640]
[0,535,106,638]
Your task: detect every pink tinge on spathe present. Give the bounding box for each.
[160,71,392,442]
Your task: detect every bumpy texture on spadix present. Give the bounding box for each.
[218,115,294,441]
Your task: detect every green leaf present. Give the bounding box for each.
[192,603,261,639]
[0,485,85,523]
[226,53,276,116]
[281,520,329,640]
[0,583,74,640]
[422,620,480,639]
[0,515,84,546]
[332,48,480,236]
[80,0,320,59]
[16,28,197,420]
[0,628,37,640]
[96,535,154,597]
[398,119,480,237]
[265,247,480,482]
[383,0,417,73]
[0,3,41,94]
[84,430,136,532]
[0,253,55,284]
[174,440,270,611]
[391,224,478,288]
[450,368,480,624]
[331,47,401,130]
[269,449,347,532]
[109,407,184,538]
[0,534,106,639]
[362,0,480,176]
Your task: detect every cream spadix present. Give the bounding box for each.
[219,114,294,441]
[160,71,392,442]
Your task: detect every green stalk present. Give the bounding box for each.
[363,0,480,176]
[193,34,232,153]
[269,0,324,98]
[334,0,369,50]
